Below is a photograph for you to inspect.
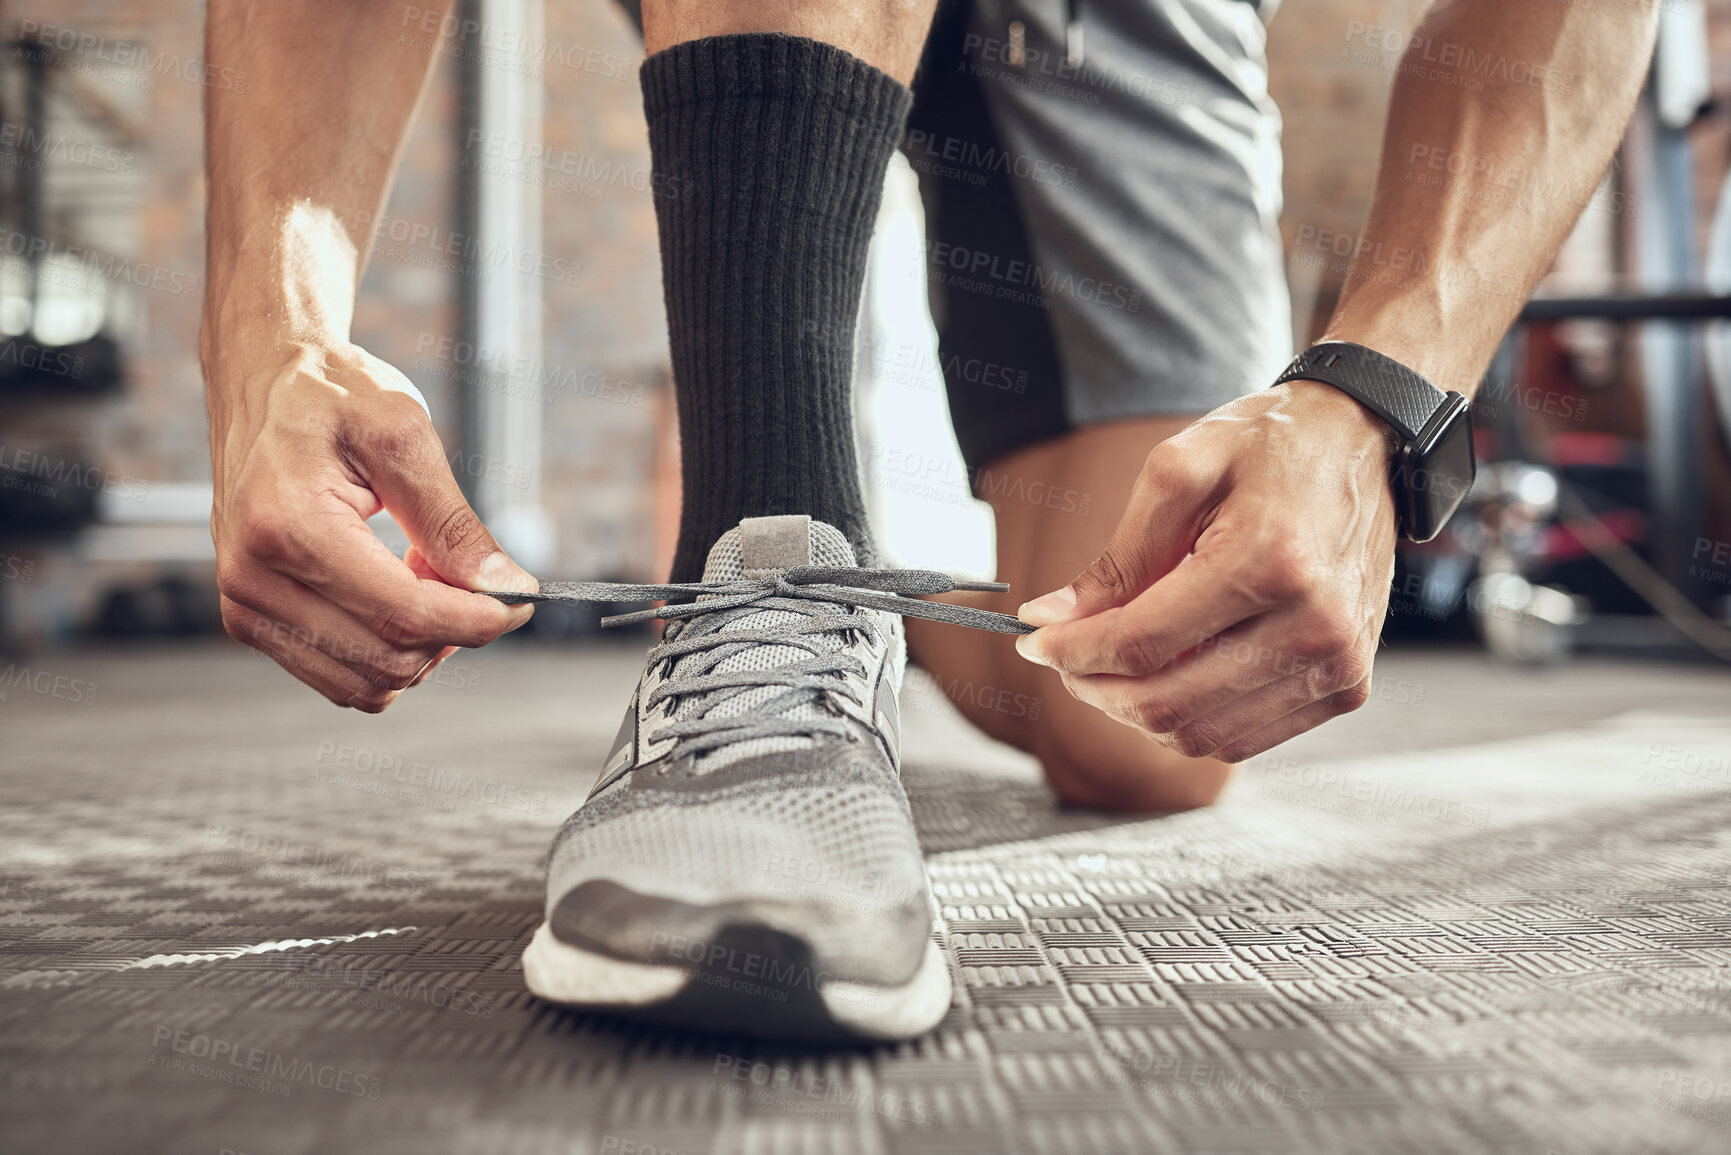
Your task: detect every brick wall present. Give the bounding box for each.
[529,0,664,580]
[1267,0,1413,342]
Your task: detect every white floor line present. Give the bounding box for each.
[121,925,420,970]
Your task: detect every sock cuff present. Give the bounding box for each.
[640,32,911,139]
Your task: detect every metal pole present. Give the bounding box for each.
[20,40,50,316]
[454,0,485,507]
[1634,82,1705,607]
[456,0,554,571]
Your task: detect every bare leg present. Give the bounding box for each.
[906,418,1236,812]
[643,0,935,83]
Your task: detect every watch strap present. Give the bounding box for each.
[1274,341,1449,442]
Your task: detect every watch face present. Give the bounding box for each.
[1399,395,1476,542]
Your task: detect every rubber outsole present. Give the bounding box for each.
[521,920,953,1042]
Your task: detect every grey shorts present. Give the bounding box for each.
[908,0,1292,471]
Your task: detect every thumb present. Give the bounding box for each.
[1018,455,1209,627]
[366,434,539,596]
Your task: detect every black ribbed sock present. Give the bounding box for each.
[641,34,912,581]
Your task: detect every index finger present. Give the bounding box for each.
[1017,550,1277,677]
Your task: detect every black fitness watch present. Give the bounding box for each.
[1273,341,1477,543]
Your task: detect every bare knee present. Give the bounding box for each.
[908,632,1235,814]
[1035,713,1234,814]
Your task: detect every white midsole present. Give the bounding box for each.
[520,922,953,1040]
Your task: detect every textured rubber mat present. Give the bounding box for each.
[4,646,1731,1154]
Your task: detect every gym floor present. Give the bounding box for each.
[4,639,1731,1154]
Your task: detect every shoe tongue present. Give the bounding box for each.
[700,514,857,582]
[680,517,861,770]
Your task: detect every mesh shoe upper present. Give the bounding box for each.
[544,517,929,986]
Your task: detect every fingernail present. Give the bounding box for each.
[1015,632,1049,666]
[479,551,539,594]
[1018,585,1077,627]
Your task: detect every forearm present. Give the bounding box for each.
[201,0,452,380]
[1324,0,1657,395]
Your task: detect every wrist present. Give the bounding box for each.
[1319,312,1477,399]
[200,329,359,444]
[202,202,362,370]
[201,286,351,376]
[1271,378,1401,464]
[201,317,345,376]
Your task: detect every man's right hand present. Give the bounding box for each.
[207,340,537,712]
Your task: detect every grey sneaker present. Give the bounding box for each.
[491,514,1029,1040]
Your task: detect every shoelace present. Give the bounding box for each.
[483,567,1033,760]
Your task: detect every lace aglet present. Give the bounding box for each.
[950,580,1011,593]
